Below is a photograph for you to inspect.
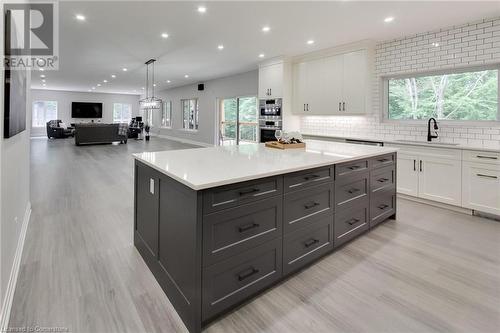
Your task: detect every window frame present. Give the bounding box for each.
[181,98,199,131]
[161,100,172,128]
[32,100,58,127]
[112,103,132,124]
[382,64,500,126]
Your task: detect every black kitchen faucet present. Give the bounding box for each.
[427,117,439,142]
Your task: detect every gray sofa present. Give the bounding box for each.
[74,123,128,146]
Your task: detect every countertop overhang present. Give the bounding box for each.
[133,140,397,190]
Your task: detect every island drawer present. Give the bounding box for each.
[284,166,334,193]
[203,176,283,214]
[334,198,369,248]
[335,174,369,208]
[370,165,395,192]
[371,153,395,169]
[283,182,334,234]
[202,239,282,321]
[335,159,369,179]
[283,216,333,275]
[202,197,282,267]
[370,187,396,228]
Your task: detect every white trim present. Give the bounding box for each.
[397,193,472,215]
[152,133,213,147]
[0,202,32,332]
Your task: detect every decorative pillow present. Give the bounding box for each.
[59,122,67,129]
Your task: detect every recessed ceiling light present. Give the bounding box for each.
[153,83,157,87]
[258,53,265,58]
[262,26,270,32]
[432,42,440,47]
[76,14,86,21]
[161,33,169,38]
[97,83,101,87]
[184,74,189,78]
[166,80,171,83]
[197,6,206,13]
[111,74,116,78]
[307,40,315,45]
[40,74,45,78]
[122,68,127,71]
[384,16,394,23]
[103,79,108,83]
[218,44,224,50]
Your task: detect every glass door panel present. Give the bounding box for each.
[219,97,258,145]
[220,98,237,145]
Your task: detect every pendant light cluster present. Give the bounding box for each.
[139,58,162,112]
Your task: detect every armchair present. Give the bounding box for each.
[46,120,74,139]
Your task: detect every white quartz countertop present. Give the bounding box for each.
[302,133,500,153]
[133,140,398,190]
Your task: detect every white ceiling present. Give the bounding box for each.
[31,1,500,95]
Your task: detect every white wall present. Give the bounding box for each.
[0,13,31,329]
[152,70,258,145]
[30,89,141,136]
[301,16,500,148]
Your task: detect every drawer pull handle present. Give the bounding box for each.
[476,173,498,179]
[304,238,320,248]
[238,222,260,233]
[377,158,390,163]
[239,188,259,196]
[377,178,389,183]
[304,202,320,209]
[378,204,389,210]
[476,155,498,160]
[347,165,361,170]
[237,267,260,281]
[304,174,321,181]
[346,218,360,225]
[347,188,360,194]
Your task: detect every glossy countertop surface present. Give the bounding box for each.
[302,133,500,153]
[133,140,397,190]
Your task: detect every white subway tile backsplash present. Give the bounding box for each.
[300,17,500,148]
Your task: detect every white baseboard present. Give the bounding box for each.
[153,133,214,147]
[397,193,472,215]
[0,202,32,331]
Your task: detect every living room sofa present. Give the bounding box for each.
[74,123,128,145]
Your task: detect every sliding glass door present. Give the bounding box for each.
[219,97,258,145]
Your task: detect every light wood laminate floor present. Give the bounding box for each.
[9,137,500,333]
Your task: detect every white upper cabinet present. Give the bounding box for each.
[259,62,284,99]
[292,49,369,115]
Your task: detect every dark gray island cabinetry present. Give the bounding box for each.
[133,141,397,333]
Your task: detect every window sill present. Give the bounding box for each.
[160,126,172,129]
[382,118,500,127]
[178,128,198,133]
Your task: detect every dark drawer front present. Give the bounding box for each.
[283,182,334,234]
[202,197,282,267]
[335,159,369,179]
[283,217,333,275]
[371,153,395,169]
[335,176,368,208]
[370,188,396,228]
[202,239,282,321]
[371,165,395,193]
[334,199,369,247]
[284,166,333,193]
[203,176,283,214]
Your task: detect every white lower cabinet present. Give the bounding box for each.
[388,144,462,206]
[418,156,462,206]
[462,162,500,215]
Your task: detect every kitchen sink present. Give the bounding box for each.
[395,140,460,146]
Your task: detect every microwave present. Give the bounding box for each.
[259,98,282,117]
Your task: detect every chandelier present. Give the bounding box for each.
[139,58,162,112]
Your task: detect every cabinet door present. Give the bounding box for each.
[396,153,419,197]
[323,54,343,114]
[342,50,367,114]
[135,163,159,258]
[462,162,500,215]
[292,62,308,114]
[258,63,283,98]
[418,156,461,206]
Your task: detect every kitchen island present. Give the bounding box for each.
[133,140,397,333]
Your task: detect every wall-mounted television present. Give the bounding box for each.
[71,102,103,118]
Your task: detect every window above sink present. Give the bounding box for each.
[384,66,499,123]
